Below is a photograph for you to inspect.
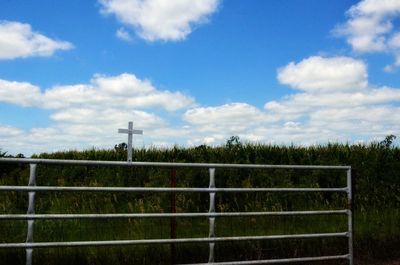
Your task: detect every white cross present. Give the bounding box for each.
[118,121,143,162]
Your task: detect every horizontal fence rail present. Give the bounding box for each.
[0,157,351,169]
[0,158,353,265]
[181,254,350,265]
[0,210,348,220]
[0,186,348,193]
[0,232,349,249]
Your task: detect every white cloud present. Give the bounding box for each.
[0,73,194,111]
[1,56,400,155]
[0,125,23,137]
[334,0,400,69]
[50,108,164,128]
[310,106,400,125]
[183,103,278,143]
[0,118,190,156]
[184,103,269,127]
[389,32,400,49]
[116,27,133,41]
[0,21,73,60]
[183,56,400,147]
[99,0,220,41]
[264,87,400,119]
[0,73,195,155]
[269,56,400,117]
[277,56,368,92]
[0,79,41,106]
[388,32,400,67]
[383,64,396,73]
[42,74,194,111]
[262,56,400,143]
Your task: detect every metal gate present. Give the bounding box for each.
[0,158,353,265]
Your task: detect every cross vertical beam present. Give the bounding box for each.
[118,121,143,162]
[127,122,133,163]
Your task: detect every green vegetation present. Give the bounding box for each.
[0,138,399,264]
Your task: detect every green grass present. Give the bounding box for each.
[0,142,399,263]
[1,211,396,264]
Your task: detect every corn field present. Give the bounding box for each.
[0,140,399,264]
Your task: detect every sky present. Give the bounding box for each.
[1,0,400,156]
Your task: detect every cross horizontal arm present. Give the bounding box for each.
[118,129,143,135]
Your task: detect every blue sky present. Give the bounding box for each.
[1,0,400,156]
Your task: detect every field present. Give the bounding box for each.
[0,139,399,264]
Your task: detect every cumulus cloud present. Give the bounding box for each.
[277,56,368,92]
[0,73,194,111]
[0,21,73,60]
[269,57,400,117]
[0,79,41,106]
[271,56,400,122]
[116,27,133,41]
[388,32,400,67]
[50,108,164,128]
[264,86,400,122]
[389,32,400,49]
[184,56,400,147]
[334,0,400,69]
[0,73,194,155]
[262,56,400,142]
[182,103,276,145]
[43,74,194,111]
[99,0,220,41]
[2,56,400,155]
[0,125,23,137]
[184,103,270,127]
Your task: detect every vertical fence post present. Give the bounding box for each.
[26,164,37,265]
[347,168,353,265]
[170,166,177,264]
[208,168,216,263]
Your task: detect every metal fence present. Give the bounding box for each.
[0,158,353,265]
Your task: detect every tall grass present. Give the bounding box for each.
[0,141,399,264]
